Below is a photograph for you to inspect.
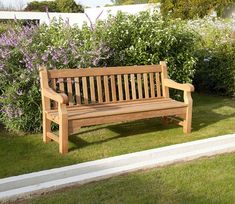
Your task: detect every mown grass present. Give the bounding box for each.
[30,153,235,204]
[1,93,235,178]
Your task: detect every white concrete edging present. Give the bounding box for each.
[0,134,235,202]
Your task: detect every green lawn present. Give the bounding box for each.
[30,153,235,204]
[1,93,235,178]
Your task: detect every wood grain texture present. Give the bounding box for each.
[74,77,81,105]
[137,74,143,99]
[124,74,130,100]
[89,76,96,104]
[117,75,123,101]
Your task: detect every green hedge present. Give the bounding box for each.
[191,18,235,96]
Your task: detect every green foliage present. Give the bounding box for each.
[160,0,235,19]
[25,1,58,12]
[24,0,84,13]
[55,0,84,13]
[192,18,235,96]
[111,0,160,5]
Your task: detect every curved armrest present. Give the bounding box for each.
[164,79,194,92]
[43,88,68,104]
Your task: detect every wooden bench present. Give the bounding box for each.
[39,61,194,154]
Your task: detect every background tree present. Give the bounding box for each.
[25,0,84,13]
[111,0,160,5]
[160,0,235,19]
[55,0,84,13]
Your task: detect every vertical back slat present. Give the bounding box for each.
[110,75,117,102]
[82,77,88,104]
[143,73,149,98]
[59,78,65,93]
[104,76,110,103]
[155,73,161,98]
[149,73,155,98]
[131,74,136,100]
[97,76,103,103]
[137,74,143,99]
[67,78,73,106]
[75,77,81,105]
[124,74,130,100]
[117,75,123,101]
[89,76,96,104]
[51,78,57,108]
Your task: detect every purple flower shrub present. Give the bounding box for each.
[0,20,111,132]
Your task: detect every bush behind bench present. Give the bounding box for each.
[0,11,233,133]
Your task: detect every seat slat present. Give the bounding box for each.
[74,77,81,105]
[82,77,88,104]
[104,75,110,102]
[143,73,149,99]
[89,76,96,104]
[124,74,130,100]
[117,75,123,101]
[47,99,187,120]
[137,74,143,99]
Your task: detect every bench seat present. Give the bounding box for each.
[46,98,187,122]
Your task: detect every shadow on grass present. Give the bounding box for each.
[68,118,177,151]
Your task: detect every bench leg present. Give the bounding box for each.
[59,116,68,154]
[161,116,168,125]
[183,107,192,133]
[43,113,51,143]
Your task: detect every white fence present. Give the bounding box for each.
[0,4,160,27]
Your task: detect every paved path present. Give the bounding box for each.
[0,134,235,202]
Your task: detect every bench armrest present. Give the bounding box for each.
[43,87,68,104]
[164,79,194,92]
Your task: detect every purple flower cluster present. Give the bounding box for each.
[0,25,39,73]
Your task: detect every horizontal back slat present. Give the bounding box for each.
[48,65,161,78]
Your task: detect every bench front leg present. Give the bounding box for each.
[183,91,193,133]
[58,103,68,154]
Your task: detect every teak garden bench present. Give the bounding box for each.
[39,62,194,154]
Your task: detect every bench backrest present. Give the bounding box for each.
[44,63,168,108]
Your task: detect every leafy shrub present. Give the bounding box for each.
[95,12,198,83]
[0,11,198,133]
[190,18,235,96]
